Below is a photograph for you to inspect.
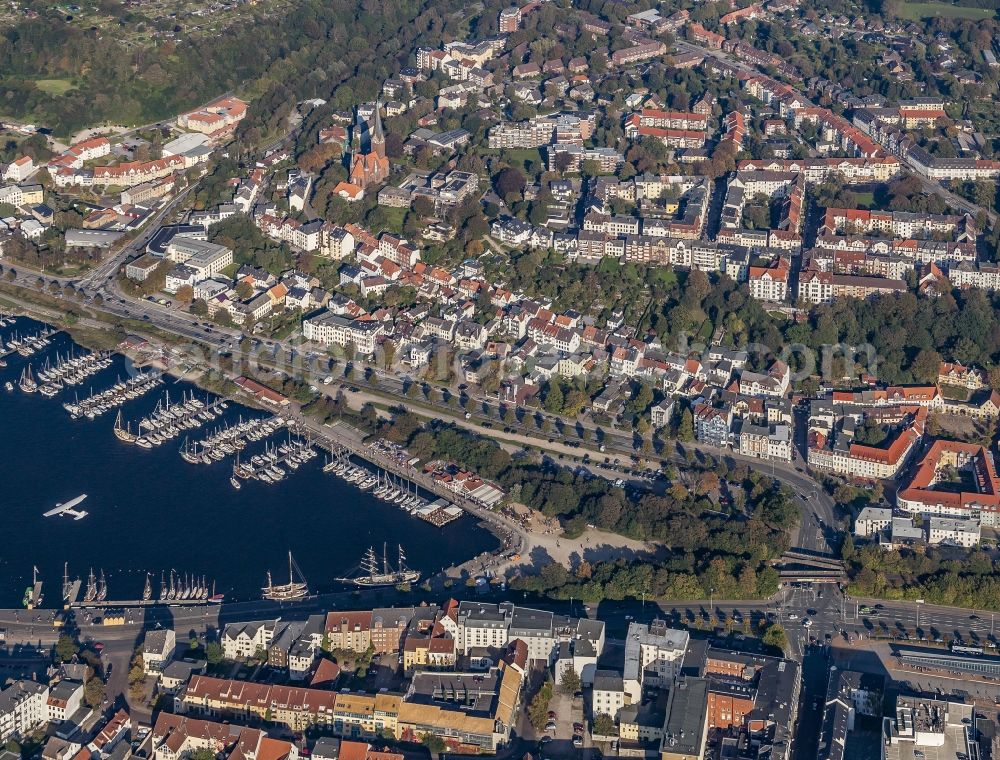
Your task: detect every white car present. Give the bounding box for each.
[802,618,813,628]
[787,613,798,620]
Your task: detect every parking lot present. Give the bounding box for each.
[535,685,588,758]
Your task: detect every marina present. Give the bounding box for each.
[324,457,464,527]
[232,437,318,485]
[63,370,163,419]
[115,391,227,447]
[180,415,286,465]
[0,315,497,607]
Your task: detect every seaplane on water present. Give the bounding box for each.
[43,494,89,521]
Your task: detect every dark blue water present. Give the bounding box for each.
[0,317,496,607]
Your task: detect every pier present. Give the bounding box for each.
[66,370,162,419]
[233,437,318,485]
[0,327,57,363]
[302,423,520,557]
[118,392,228,447]
[181,415,285,465]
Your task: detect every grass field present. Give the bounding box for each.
[34,78,76,95]
[853,191,876,208]
[898,1,995,19]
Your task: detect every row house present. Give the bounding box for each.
[949,262,1000,291]
[808,402,926,480]
[737,156,901,183]
[610,40,666,66]
[797,270,907,304]
[821,207,965,239]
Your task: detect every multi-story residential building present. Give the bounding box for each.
[488,114,592,149]
[0,681,48,742]
[150,713,298,760]
[325,610,374,652]
[498,6,520,31]
[694,404,733,448]
[807,402,926,480]
[854,506,892,538]
[143,629,177,673]
[797,270,907,304]
[546,144,623,173]
[302,312,386,355]
[178,676,339,732]
[622,621,688,703]
[896,440,1000,526]
[937,362,987,391]
[747,262,789,302]
[46,680,83,723]
[611,41,666,66]
[221,620,278,660]
[592,670,627,721]
[927,516,981,548]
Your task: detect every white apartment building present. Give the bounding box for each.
[301,311,386,355]
[142,629,177,674]
[748,266,789,302]
[593,670,627,721]
[222,620,277,660]
[46,680,83,722]
[854,506,892,538]
[0,681,49,742]
[623,621,689,703]
[927,517,980,548]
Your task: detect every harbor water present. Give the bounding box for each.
[0,317,498,608]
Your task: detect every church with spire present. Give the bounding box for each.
[334,103,391,201]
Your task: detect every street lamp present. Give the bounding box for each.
[915,599,924,630]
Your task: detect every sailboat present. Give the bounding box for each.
[261,551,309,601]
[62,563,73,602]
[84,569,97,603]
[337,544,420,587]
[113,410,137,443]
[18,365,37,393]
[143,573,152,601]
[96,570,107,602]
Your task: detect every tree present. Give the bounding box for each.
[678,408,694,442]
[83,676,105,709]
[840,534,855,561]
[762,623,787,653]
[593,713,617,737]
[559,667,581,694]
[190,299,209,316]
[493,167,526,200]
[54,634,79,663]
[911,348,942,384]
[205,641,224,665]
[420,734,446,753]
[527,680,554,730]
[175,284,194,305]
[235,281,254,301]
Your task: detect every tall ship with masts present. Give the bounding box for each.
[338,544,420,587]
[262,552,309,601]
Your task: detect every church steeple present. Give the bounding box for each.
[371,101,386,159]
